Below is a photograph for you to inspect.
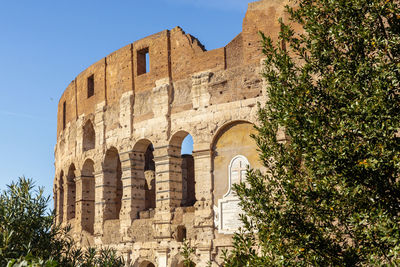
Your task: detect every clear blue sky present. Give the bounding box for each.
[0,0,255,204]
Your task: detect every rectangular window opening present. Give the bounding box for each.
[137,48,150,75]
[87,75,94,98]
[62,101,66,130]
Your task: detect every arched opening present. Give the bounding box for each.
[175,225,187,242]
[83,120,95,151]
[139,260,156,267]
[212,121,257,201]
[66,164,76,220]
[177,261,196,267]
[103,148,122,220]
[170,131,196,207]
[81,159,95,234]
[58,171,64,223]
[133,139,156,214]
[212,121,259,233]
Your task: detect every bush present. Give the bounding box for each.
[0,177,125,267]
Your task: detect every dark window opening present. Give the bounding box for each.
[144,144,156,210]
[180,134,196,207]
[87,75,94,98]
[144,144,155,171]
[103,148,122,220]
[62,101,66,130]
[137,48,150,75]
[175,225,187,242]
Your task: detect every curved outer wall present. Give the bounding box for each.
[54,0,290,266]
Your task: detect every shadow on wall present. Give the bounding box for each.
[103,147,122,220]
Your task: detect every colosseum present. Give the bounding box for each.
[54,0,289,266]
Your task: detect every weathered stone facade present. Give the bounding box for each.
[54,1,288,266]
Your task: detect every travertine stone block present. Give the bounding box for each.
[191,71,211,110]
[119,91,134,139]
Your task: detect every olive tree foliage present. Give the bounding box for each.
[0,177,57,265]
[180,240,196,267]
[223,0,400,266]
[0,177,124,267]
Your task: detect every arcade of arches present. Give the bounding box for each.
[55,130,200,232]
[55,121,261,266]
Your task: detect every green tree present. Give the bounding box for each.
[0,177,57,265]
[223,0,400,266]
[180,240,196,267]
[0,177,125,266]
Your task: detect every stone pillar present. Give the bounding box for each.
[53,186,59,225]
[55,185,62,224]
[62,180,68,224]
[155,145,183,209]
[193,144,214,249]
[75,115,84,154]
[191,71,212,110]
[122,249,132,267]
[75,170,84,232]
[119,91,134,139]
[95,102,106,148]
[153,145,183,239]
[119,150,146,240]
[152,78,171,118]
[197,247,212,267]
[156,248,169,267]
[63,179,76,223]
[93,163,104,245]
[75,170,95,234]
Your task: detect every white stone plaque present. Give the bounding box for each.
[217,155,249,234]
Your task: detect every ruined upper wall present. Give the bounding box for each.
[57,0,288,137]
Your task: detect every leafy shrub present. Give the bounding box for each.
[0,177,125,267]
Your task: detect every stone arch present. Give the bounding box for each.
[211,121,256,194]
[211,120,253,149]
[82,120,95,151]
[133,138,153,153]
[139,260,156,267]
[133,139,156,212]
[58,170,64,223]
[170,130,196,207]
[82,158,95,175]
[66,164,76,221]
[103,147,122,220]
[80,159,95,234]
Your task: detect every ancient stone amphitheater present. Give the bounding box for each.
[54,0,288,266]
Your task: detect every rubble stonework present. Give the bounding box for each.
[54,1,288,266]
